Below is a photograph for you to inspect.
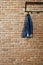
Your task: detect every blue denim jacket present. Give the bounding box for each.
[22,14,33,38]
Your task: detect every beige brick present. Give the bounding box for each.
[0,0,43,65]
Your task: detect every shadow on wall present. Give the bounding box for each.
[22,13,33,38]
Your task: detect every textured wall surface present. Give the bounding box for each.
[0,0,43,65]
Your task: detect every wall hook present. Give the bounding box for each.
[25,2,43,13]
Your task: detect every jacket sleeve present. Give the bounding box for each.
[29,15,33,36]
[22,15,28,38]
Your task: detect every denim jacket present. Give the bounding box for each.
[22,14,33,38]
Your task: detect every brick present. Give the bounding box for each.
[0,0,43,65]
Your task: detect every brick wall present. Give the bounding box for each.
[0,0,43,65]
